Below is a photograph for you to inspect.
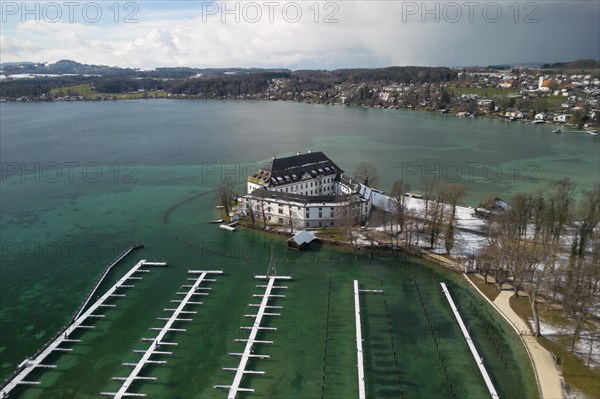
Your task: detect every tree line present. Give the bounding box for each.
[218,164,599,357]
[479,179,599,348]
[1,66,458,99]
[367,165,599,353]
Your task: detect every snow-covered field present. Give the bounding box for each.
[372,191,488,257]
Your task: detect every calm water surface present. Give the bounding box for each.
[2,99,596,398]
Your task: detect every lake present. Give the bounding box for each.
[2,99,596,398]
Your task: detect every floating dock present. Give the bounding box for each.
[353,280,384,399]
[440,282,499,399]
[0,259,165,397]
[101,269,222,399]
[214,274,292,399]
[353,280,366,399]
[219,221,238,232]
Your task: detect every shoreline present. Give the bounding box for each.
[241,223,562,399]
[239,222,464,272]
[2,97,597,134]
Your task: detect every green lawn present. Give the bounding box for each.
[49,83,169,99]
[539,337,600,398]
[466,274,501,301]
[50,83,96,97]
[510,295,600,398]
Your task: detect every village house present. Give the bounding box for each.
[244,151,373,228]
[538,77,554,92]
[498,80,515,89]
[553,114,570,123]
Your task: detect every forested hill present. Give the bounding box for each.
[1,59,456,82]
[0,59,292,79]
[0,60,458,98]
[541,59,600,70]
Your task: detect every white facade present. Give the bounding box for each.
[244,151,372,229]
[244,191,368,229]
[247,175,338,197]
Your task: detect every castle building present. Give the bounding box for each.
[244,151,373,229]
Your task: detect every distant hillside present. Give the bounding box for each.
[0,59,291,79]
[0,59,132,75]
[541,59,600,69]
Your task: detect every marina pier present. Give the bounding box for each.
[0,259,165,397]
[440,282,499,399]
[214,274,292,399]
[102,269,222,398]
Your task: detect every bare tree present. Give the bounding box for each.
[482,190,561,337]
[440,183,466,253]
[531,190,547,242]
[354,162,380,188]
[405,208,418,249]
[569,184,599,258]
[389,179,410,238]
[520,242,555,337]
[563,184,600,350]
[381,210,394,247]
[427,186,446,249]
[282,192,298,234]
[509,193,534,239]
[550,178,577,244]
[336,195,360,248]
[248,202,256,228]
[565,244,600,351]
[478,237,500,284]
[217,177,238,221]
[420,178,437,246]
[258,197,268,229]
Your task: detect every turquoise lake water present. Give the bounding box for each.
[1,99,597,398]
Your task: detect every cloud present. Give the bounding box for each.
[1,1,598,69]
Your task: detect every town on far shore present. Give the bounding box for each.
[2,59,599,133]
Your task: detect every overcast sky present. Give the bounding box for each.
[1,1,598,69]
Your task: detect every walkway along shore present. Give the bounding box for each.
[464,274,565,399]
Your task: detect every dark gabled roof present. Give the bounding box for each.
[251,151,343,186]
[269,151,342,181]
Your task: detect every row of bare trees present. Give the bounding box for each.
[384,178,466,253]
[479,179,600,347]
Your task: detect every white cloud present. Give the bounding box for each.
[1,1,598,69]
